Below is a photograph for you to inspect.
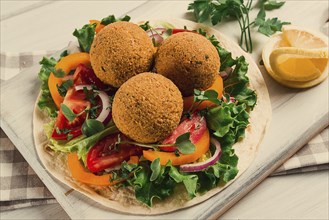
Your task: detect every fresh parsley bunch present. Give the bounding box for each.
[188,0,290,52]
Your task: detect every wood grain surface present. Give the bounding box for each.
[1,1,328,219]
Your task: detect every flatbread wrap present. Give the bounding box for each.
[33,18,271,215]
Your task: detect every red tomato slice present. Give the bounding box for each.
[87,134,142,173]
[160,113,207,152]
[73,64,107,90]
[51,88,90,140]
[52,64,107,140]
[172,29,193,34]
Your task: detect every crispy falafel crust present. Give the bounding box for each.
[90,21,155,88]
[112,72,183,143]
[155,32,220,96]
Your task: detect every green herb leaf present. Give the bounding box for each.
[139,21,151,31]
[150,158,161,181]
[60,103,78,122]
[262,0,285,10]
[254,8,290,36]
[56,79,73,97]
[82,119,105,137]
[73,23,96,53]
[194,89,221,105]
[188,0,289,52]
[100,15,131,25]
[188,0,214,23]
[175,133,195,154]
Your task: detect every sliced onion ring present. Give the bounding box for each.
[180,137,222,172]
[146,27,166,37]
[74,85,111,124]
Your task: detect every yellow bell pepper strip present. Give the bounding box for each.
[143,129,210,166]
[183,76,223,112]
[67,153,118,186]
[48,53,90,109]
[89,20,105,33]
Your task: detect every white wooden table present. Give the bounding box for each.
[1,1,328,219]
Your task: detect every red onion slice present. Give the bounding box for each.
[74,85,111,124]
[146,27,166,37]
[180,137,222,172]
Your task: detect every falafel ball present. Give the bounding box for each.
[112,72,183,143]
[155,32,220,96]
[90,21,155,88]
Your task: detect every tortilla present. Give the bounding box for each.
[33,19,271,215]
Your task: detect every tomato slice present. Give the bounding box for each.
[51,64,108,140]
[86,134,142,173]
[172,29,193,34]
[51,88,90,140]
[160,113,207,152]
[73,64,107,90]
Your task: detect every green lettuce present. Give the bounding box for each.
[37,57,58,118]
[48,125,119,163]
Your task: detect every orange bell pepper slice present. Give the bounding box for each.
[89,20,105,33]
[48,53,90,109]
[183,76,223,112]
[143,129,210,166]
[67,153,118,186]
[127,156,139,164]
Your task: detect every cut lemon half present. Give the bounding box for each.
[269,47,328,82]
[262,26,329,88]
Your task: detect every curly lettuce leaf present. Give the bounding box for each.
[73,23,96,53]
[48,125,118,163]
[37,57,58,118]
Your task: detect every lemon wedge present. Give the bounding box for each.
[262,26,329,88]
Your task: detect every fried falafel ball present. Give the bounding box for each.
[155,32,220,96]
[90,21,155,88]
[112,72,183,143]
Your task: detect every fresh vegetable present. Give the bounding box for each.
[143,129,210,165]
[52,88,90,140]
[39,15,258,208]
[75,85,111,124]
[48,53,90,109]
[37,57,59,118]
[89,15,131,34]
[160,113,207,152]
[183,75,223,112]
[49,125,119,163]
[180,137,222,172]
[86,134,142,172]
[67,153,117,186]
[188,0,290,52]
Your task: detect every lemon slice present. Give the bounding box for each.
[262,26,329,88]
[269,47,328,82]
[282,26,328,49]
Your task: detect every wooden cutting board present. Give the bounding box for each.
[1,38,328,220]
[1,2,328,219]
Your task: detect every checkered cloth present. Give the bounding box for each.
[0,51,328,211]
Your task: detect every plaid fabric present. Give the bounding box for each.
[0,51,328,211]
[272,128,329,176]
[0,129,57,211]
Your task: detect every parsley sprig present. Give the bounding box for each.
[188,0,290,52]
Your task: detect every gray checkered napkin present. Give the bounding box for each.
[0,51,328,211]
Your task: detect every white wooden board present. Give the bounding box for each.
[1,1,328,219]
